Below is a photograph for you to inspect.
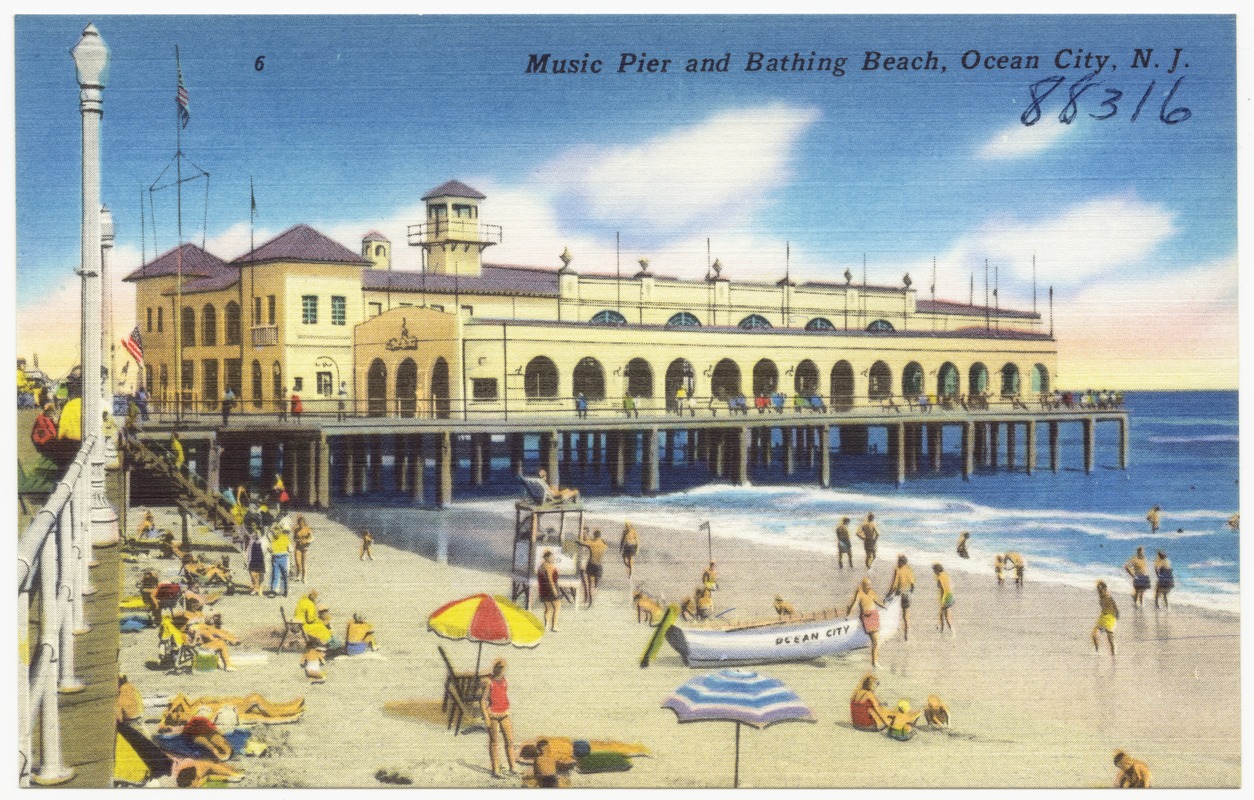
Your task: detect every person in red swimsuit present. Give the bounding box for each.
[849,673,890,731]
[537,550,561,632]
[479,659,517,777]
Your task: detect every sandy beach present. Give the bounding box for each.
[117,502,1240,789]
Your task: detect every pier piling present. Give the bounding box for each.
[1048,421,1059,473]
[1083,418,1095,474]
[643,428,660,494]
[819,426,831,488]
[411,435,424,503]
[437,431,453,507]
[1025,421,1037,475]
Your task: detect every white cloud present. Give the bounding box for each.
[544,103,820,234]
[978,121,1071,159]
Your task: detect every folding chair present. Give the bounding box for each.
[276,606,311,654]
[437,646,485,735]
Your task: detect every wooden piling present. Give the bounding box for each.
[1025,421,1037,475]
[610,431,626,489]
[411,434,424,504]
[545,430,560,487]
[437,431,453,507]
[989,423,1000,469]
[892,423,905,485]
[784,427,796,476]
[1083,418,1095,474]
[343,437,355,497]
[929,424,943,473]
[1049,421,1059,473]
[643,428,660,494]
[471,433,485,486]
[736,427,750,486]
[509,432,525,478]
[1119,417,1129,470]
[1006,423,1017,471]
[819,426,831,488]
[962,421,973,480]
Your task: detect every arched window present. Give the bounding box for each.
[367,359,388,416]
[590,309,627,325]
[868,361,893,400]
[753,359,779,396]
[143,364,153,394]
[794,359,820,395]
[251,360,263,408]
[1001,363,1021,397]
[806,317,835,331]
[525,356,559,398]
[969,362,989,395]
[572,357,606,400]
[375,244,385,257]
[272,361,283,409]
[830,361,854,411]
[738,314,772,330]
[937,362,960,398]
[181,306,196,347]
[224,302,241,345]
[902,362,924,397]
[624,358,654,398]
[201,304,217,347]
[710,358,742,400]
[1032,363,1050,395]
[397,358,417,417]
[866,319,895,333]
[665,359,695,411]
[666,312,701,327]
[431,357,451,418]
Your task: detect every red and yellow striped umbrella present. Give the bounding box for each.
[427,594,544,675]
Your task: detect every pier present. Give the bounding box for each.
[131,399,1130,508]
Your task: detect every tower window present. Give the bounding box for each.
[375,244,385,257]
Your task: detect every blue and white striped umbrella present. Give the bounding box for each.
[662,669,815,787]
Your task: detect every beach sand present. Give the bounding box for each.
[117,503,1239,788]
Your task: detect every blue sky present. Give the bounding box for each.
[13,15,1238,387]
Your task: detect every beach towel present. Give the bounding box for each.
[578,752,632,773]
[154,729,252,760]
[517,738,650,763]
[120,616,150,633]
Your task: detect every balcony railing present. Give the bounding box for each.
[406,220,503,246]
[251,325,278,347]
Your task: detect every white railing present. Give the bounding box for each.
[17,436,96,787]
[250,325,278,347]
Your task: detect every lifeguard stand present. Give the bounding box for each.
[510,500,584,610]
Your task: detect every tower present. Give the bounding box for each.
[361,230,391,270]
[410,180,500,277]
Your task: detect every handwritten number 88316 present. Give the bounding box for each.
[1020,72,1190,127]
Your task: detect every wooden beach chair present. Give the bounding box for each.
[520,475,566,506]
[437,646,484,735]
[276,606,311,654]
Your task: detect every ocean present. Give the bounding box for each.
[328,391,1239,613]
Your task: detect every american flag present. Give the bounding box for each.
[177,58,190,129]
[122,326,143,364]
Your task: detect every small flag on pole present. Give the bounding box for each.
[176,56,190,129]
[122,326,144,363]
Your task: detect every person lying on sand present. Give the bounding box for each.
[161,694,305,729]
[774,595,797,619]
[172,759,244,788]
[850,673,890,731]
[179,713,235,762]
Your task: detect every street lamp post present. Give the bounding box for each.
[72,22,119,547]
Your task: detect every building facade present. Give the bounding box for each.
[127,180,1056,420]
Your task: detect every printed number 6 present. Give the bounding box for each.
[255,56,266,72]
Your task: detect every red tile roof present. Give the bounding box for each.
[232,224,371,266]
[421,180,486,201]
[122,243,229,282]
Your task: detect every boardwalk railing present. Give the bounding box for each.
[132,391,1125,425]
[17,436,96,787]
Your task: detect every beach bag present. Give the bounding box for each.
[577,752,631,773]
[279,489,290,503]
[193,652,220,672]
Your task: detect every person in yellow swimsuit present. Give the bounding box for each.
[1092,580,1119,656]
[933,563,955,635]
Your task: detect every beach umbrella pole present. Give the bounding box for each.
[733,721,741,788]
[474,641,484,678]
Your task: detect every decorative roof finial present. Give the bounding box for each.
[902,272,912,289]
[638,256,650,273]
[711,258,722,277]
[558,246,573,274]
[844,268,853,285]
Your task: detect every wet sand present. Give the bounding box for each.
[117,504,1239,788]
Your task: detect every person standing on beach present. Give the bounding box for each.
[537,550,561,632]
[1124,546,1151,607]
[956,532,971,559]
[835,517,854,569]
[337,381,349,421]
[1146,506,1161,534]
[577,529,608,607]
[620,522,639,579]
[702,562,719,592]
[888,555,915,641]
[293,515,314,583]
[1092,580,1119,655]
[1153,550,1174,609]
[221,387,235,427]
[933,563,955,635]
[994,554,1005,586]
[1112,750,1151,787]
[246,529,265,596]
[1005,552,1026,587]
[846,578,888,667]
[480,660,517,778]
[359,530,374,561]
[268,524,292,597]
[857,513,880,569]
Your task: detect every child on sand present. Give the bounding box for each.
[933,563,955,635]
[532,739,561,788]
[847,577,888,666]
[884,699,922,741]
[1005,552,1026,587]
[301,645,327,684]
[994,554,1005,586]
[1154,550,1174,609]
[887,555,915,642]
[1113,750,1151,787]
[1092,580,1119,656]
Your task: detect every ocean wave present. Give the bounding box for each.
[1187,558,1237,570]
[1146,435,1239,444]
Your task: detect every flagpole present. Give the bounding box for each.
[174,45,184,421]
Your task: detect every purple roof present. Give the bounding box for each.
[422,180,486,201]
[362,230,390,242]
[362,263,559,298]
[917,298,1039,320]
[123,243,229,282]
[167,270,240,295]
[232,224,371,266]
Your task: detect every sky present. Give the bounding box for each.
[11,14,1238,389]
